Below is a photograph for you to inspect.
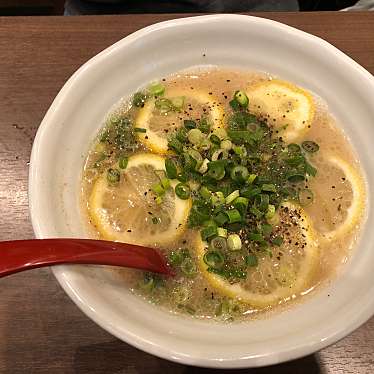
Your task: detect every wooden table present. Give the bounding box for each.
[0,12,373,373]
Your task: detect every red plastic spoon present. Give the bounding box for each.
[0,239,173,278]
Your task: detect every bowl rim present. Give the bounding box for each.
[29,14,374,368]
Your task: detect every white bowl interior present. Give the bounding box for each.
[29,15,374,368]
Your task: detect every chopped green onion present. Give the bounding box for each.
[272,236,284,246]
[209,134,221,145]
[281,186,298,200]
[140,273,156,291]
[227,234,242,251]
[168,250,185,266]
[262,183,276,193]
[176,127,188,142]
[168,137,183,154]
[199,186,211,200]
[198,158,210,174]
[184,119,196,129]
[118,156,128,169]
[188,148,203,164]
[213,128,228,140]
[133,92,147,107]
[305,161,317,177]
[199,138,211,151]
[286,155,305,167]
[148,82,165,96]
[287,143,301,153]
[203,250,225,269]
[248,232,264,242]
[134,127,147,133]
[232,145,247,156]
[228,130,259,144]
[265,204,276,220]
[298,188,314,206]
[250,206,263,219]
[221,139,232,151]
[229,98,241,111]
[225,190,240,204]
[198,118,210,134]
[230,165,249,183]
[287,173,305,183]
[181,257,197,277]
[302,140,319,153]
[256,193,270,211]
[155,97,173,113]
[234,90,249,107]
[170,96,185,109]
[210,236,228,251]
[175,183,191,200]
[217,227,228,238]
[211,148,228,161]
[261,223,273,237]
[107,168,120,184]
[183,153,197,171]
[247,174,257,184]
[211,191,225,206]
[207,160,226,180]
[161,177,171,190]
[177,172,188,183]
[201,224,218,241]
[226,209,242,223]
[246,254,258,267]
[152,183,165,196]
[233,196,249,215]
[155,196,163,204]
[187,128,204,145]
[165,158,177,179]
[214,212,229,226]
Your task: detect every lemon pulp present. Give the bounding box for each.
[89,153,191,246]
[305,155,366,240]
[196,203,318,308]
[136,88,224,154]
[246,79,315,143]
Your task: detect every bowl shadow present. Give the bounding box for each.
[73,339,326,373]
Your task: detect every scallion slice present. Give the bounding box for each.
[148,82,165,96]
[227,234,242,251]
[230,165,249,183]
[203,250,225,269]
[165,158,178,179]
[226,209,242,223]
[210,236,228,251]
[225,190,240,204]
[175,183,191,200]
[302,140,319,153]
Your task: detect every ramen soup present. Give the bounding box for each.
[82,68,366,321]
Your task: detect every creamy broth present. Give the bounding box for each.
[81,68,366,321]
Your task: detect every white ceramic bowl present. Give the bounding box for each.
[29,15,374,368]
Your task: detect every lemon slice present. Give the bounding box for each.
[88,153,191,246]
[305,155,366,240]
[195,203,318,308]
[246,79,315,143]
[136,88,224,154]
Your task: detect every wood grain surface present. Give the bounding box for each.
[0,12,373,374]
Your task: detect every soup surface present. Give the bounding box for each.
[82,68,366,321]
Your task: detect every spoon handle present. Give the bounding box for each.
[0,239,172,278]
